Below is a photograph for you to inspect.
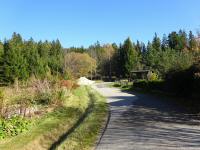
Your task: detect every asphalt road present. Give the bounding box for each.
[94,83,200,150]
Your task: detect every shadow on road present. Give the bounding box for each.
[103,91,200,149]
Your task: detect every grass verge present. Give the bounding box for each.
[55,87,108,150]
[0,86,108,150]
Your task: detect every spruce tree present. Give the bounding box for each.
[189,31,197,51]
[49,39,63,75]
[161,34,169,51]
[37,40,51,77]
[23,38,40,77]
[0,41,4,84]
[122,38,139,77]
[145,41,160,71]
[3,33,29,82]
[178,30,188,51]
[168,31,179,50]
[152,33,161,51]
[135,40,142,54]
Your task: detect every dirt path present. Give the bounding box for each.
[94,83,200,150]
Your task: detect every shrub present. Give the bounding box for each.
[60,80,74,90]
[147,72,158,81]
[133,80,165,91]
[52,87,71,105]
[35,92,53,105]
[166,63,200,98]
[133,80,148,89]
[113,83,121,87]
[0,116,31,139]
[72,82,80,89]
[31,79,53,105]
[0,89,4,117]
[33,79,51,94]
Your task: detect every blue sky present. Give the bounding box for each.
[0,0,200,47]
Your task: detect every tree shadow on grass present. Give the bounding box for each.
[48,94,95,150]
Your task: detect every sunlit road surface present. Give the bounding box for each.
[94,83,200,150]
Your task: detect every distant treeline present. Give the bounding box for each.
[0,30,200,84]
[0,33,63,83]
[68,30,200,79]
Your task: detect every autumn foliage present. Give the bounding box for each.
[64,52,96,79]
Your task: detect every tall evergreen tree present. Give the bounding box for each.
[161,34,169,51]
[122,38,139,77]
[0,41,3,57]
[168,30,188,51]
[3,33,29,82]
[189,31,197,51]
[152,33,161,51]
[145,41,160,71]
[178,30,188,51]
[37,40,51,77]
[0,41,4,84]
[38,40,50,59]
[135,40,142,54]
[23,38,40,77]
[117,44,125,77]
[168,31,179,50]
[49,39,63,75]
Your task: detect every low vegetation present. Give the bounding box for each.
[56,88,107,150]
[0,82,107,150]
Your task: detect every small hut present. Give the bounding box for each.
[130,70,152,80]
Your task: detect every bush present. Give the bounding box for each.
[60,80,74,90]
[166,63,200,98]
[31,79,53,105]
[0,116,31,139]
[147,72,158,81]
[113,83,121,87]
[133,80,149,90]
[133,80,165,91]
[35,92,53,105]
[0,89,5,117]
[52,87,71,105]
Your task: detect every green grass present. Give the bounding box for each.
[56,87,108,150]
[0,86,107,150]
[110,82,133,90]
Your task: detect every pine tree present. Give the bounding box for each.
[117,44,125,77]
[168,30,188,51]
[161,34,169,51]
[37,40,51,77]
[178,30,188,51]
[189,31,197,51]
[152,33,161,51]
[145,41,160,71]
[122,38,139,77]
[49,39,63,75]
[168,31,179,50]
[0,41,5,84]
[135,40,142,54]
[23,38,40,77]
[3,33,29,82]
[0,41,3,57]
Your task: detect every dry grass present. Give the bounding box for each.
[0,86,90,150]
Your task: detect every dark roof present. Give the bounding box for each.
[131,70,151,73]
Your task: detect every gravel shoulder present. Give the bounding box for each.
[94,82,200,150]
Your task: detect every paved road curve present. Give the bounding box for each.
[94,83,200,150]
